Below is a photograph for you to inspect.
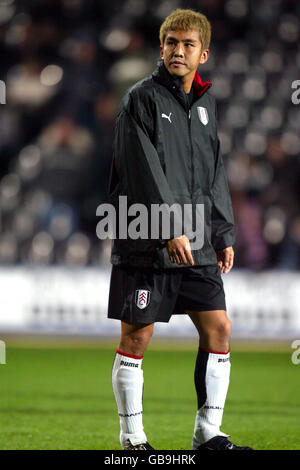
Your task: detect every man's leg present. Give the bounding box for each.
[187,309,232,448]
[112,321,154,449]
[118,320,154,356]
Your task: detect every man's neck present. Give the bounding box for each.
[182,71,196,94]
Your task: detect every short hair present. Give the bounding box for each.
[159,8,211,50]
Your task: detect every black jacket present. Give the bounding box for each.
[108,60,235,268]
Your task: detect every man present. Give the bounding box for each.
[107,9,252,451]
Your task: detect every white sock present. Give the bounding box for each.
[112,349,147,447]
[192,348,231,449]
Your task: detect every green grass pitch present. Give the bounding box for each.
[1,341,300,450]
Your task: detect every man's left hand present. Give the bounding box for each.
[216,246,234,274]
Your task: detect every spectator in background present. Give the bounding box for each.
[0,0,299,269]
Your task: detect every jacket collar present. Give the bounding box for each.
[152,60,211,106]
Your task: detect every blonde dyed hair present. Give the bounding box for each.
[159,8,211,50]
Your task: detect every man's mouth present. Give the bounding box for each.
[170,61,185,66]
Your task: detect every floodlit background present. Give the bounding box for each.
[0,0,300,452]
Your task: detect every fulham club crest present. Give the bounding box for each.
[135,290,151,309]
[197,106,209,126]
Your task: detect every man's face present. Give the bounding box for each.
[160,29,209,79]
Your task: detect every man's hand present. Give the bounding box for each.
[166,235,194,266]
[216,246,234,274]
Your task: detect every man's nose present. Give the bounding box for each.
[174,43,184,56]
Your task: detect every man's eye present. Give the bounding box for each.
[185,43,193,47]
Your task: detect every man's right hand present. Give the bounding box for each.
[166,235,194,265]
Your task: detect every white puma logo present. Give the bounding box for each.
[161,112,172,123]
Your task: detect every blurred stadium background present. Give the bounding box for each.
[0,0,300,339]
[1,0,300,452]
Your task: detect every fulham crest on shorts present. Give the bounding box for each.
[135,289,151,309]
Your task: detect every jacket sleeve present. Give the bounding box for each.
[110,106,183,242]
[211,135,235,251]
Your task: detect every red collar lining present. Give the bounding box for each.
[193,71,211,97]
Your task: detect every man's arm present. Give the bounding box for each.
[211,98,235,259]
[114,108,176,207]
[211,136,235,251]
[211,139,235,274]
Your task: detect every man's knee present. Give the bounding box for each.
[119,323,154,356]
[198,313,231,342]
[126,326,153,347]
[199,315,231,351]
[213,317,232,341]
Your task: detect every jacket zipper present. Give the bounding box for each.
[178,87,198,233]
[183,91,193,198]
[188,108,193,197]
[187,106,196,234]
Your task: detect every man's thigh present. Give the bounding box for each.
[186,309,232,351]
[187,309,230,334]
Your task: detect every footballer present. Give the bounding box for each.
[107,8,253,451]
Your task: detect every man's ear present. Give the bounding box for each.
[160,44,164,60]
[199,49,209,65]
